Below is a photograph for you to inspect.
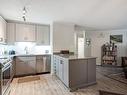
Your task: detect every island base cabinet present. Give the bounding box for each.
[69,59,96,91]
[53,55,69,87]
[53,55,96,91]
[87,59,96,84]
[69,60,88,88]
[59,58,69,87]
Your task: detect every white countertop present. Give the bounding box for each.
[54,54,97,60]
[0,54,51,59]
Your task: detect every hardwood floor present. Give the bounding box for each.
[10,73,127,95]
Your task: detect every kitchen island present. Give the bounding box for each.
[53,54,97,91]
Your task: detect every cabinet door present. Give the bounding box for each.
[0,16,6,44]
[16,23,36,42]
[56,58,59,76]
[54,55,59,76]
[45,55,51,72]
[36,59,44,73]
[69,60,88,87]
[63,58,69,86]
[7,23,15,45]
[36,25,50,45]
[36,56,45,73]
[11,58,15,77]
[16,61,29,75]
[27,61,36,74]
[16,61,36,76]
[15,57,36,76]
[87,59,96,84]
[59,59,63,81]
[36,55,51,73]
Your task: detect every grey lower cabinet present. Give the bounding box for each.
[36,55,51,73]
[11,57,16,78]
[53,55,96,91]
[15,56,36,76]
[15,55,51,76]
[87,59,96,84]
[69,59,88,88]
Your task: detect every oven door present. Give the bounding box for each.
[2,62,12,95]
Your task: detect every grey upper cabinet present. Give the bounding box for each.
[0,16,7,44]
[6,22,50,44]
[36,25,50,45]
[7,23,15,45]
[16,23,36,42]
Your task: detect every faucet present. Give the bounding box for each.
[24,46,29,54]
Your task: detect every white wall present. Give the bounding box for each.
[53,22,75,53]
[87,29,127,66]
[75,25,91,56]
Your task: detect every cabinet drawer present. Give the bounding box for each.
[16,57,36,62]
[36,56,43,60]
[36,55,50,60]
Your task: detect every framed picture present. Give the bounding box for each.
[110,35,123,44]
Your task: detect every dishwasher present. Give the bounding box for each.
[36,55,51,74]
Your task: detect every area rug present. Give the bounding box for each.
[99,90,125,95]
[96,66,127,84]
[18,76,40,83]
[106,74,127,84]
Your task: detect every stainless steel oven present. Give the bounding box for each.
[0,58,13,95]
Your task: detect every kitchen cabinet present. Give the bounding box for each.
[15,56,36,76]
[87,59,96,84]
[6,21,50,43]
[59,57,69,85]
[16,23,36,42]
[53,55,59,76]
[53,55,69,86]
[15,55,51,76]
[10,57,16,79]
[7,23,15,45]
[69,59,88,88]
[36,55,51,73]
[53,55,96,91]
[58,59,63,81]
[0,16,7,44]
[36,25,50,45]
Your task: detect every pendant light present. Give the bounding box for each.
[22,6,27,21]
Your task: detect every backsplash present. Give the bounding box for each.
[0,44,8,55]
[0,42,52,55]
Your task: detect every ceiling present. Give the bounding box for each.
[0,0,127,30]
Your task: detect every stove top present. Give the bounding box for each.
[0,58,12,65]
